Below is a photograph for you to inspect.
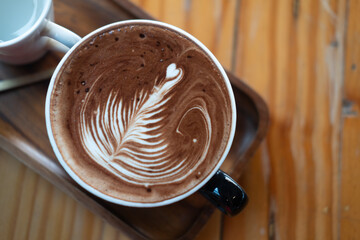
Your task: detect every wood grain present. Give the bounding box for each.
[340,0,360,238]
[223,0,348,239]
[0,148,132,240]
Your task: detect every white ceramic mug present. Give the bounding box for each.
[44,20,248,215]
[0,0,80,64]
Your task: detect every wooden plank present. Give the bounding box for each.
[0,150,27,240]
[223,0,347,239]
[340,0,360,238]
[0,149,132,240]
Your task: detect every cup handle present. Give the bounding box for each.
[199,170,248,216]
[41,20,81,53]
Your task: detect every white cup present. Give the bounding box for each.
[45,20,248,215]
[0,0,81,65]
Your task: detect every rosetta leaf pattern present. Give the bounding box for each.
[79,63,199,185]
[79,63,212,186]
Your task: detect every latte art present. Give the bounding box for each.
[79,63,210,186]
[49,22,233,203]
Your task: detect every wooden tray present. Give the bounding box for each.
[0,0,269,239]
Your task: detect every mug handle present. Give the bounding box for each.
[41,20,81,52]
[199,170,248,216]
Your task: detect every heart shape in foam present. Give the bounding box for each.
[166,63,180,79]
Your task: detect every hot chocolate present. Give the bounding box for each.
[49,22,234,203]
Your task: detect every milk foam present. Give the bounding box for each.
[79,63,211,186]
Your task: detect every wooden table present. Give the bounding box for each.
[1,0,359,239]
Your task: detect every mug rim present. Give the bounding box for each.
[45,19,237,207]
[0,0,51,48]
